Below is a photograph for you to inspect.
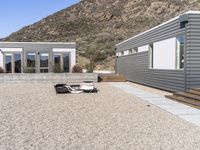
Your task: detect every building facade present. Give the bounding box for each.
[115,11,200,92]
[0,42,76,73]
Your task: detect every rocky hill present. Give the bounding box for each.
[1,0,200,70]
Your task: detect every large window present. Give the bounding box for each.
[4,53,21,73]
[149,36,185,70]
[14,54,21,73]
[27,53,36,73]
[53,53,70,73]
[149,38,176,70]
[40,53,49,73]
[176,35,184,69]
[5,54,12,73]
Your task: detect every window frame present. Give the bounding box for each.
[26,52,36,73]
[175,34,185,70]
[3,52,22,73]
[53,52,71,73]
[148,44,153,69]
[39,53,49,73]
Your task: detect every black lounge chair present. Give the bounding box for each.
[54,83,98,94]
[54,84,69,94]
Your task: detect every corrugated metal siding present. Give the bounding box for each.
[117,52,184,91]
[116,16,186,92]
[186,14,200,89]
[116,17,185,52]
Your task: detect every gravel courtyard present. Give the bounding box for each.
[0,83,200,150]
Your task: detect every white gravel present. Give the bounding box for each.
[0,83,200,150]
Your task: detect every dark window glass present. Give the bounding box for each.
[180,21,188,29]
[40,69,48,73]
[27,53,36,68]
[5,55,12,73]
[149,44,153,69]
[54,55,61,73]
[63,54,70,72]
[14,54,21,73]
[54,55,61,64]
[27,53,36,73]
[176,35,184,69]
[40,53,48,68]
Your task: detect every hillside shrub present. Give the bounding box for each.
[0,67,4,73]
[72,64,83,73]
[85,63,95,73]
[93,51,107,62]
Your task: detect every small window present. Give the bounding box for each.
[149,44,153,69]
[132,48,138,54]
[116,52,121,57]
[176,35,184,69]
[180,21,188,29]
[129,49,132,55]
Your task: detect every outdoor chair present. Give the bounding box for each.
[54,82,98,94]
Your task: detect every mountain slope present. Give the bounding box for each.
[1,0,200,70]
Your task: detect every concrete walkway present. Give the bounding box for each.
[111,83,200,127]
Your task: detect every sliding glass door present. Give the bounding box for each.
[53,53,70,73]
[5,54,12,73]
[5,53,22,73]
[63,54,70,72]
[14,54,21,73]
[54,55,61,73]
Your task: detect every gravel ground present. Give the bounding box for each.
[0,83,200,150]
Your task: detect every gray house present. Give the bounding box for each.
[115,11,200,92]
[0,42,76,73]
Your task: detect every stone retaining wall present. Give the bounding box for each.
[0,73,98,83]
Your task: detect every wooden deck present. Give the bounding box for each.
[98,74,126,82]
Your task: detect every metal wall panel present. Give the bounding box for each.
[186,14,200,89]
[116,16,186,92]
[117,52,184,91]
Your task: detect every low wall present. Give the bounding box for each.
[0,73,98,83]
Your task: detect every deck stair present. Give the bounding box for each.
[98,74,126,82]
[166,88,200,107]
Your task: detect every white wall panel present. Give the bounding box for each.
[153,37,176,69]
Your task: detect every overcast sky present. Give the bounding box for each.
[0,0,80,38]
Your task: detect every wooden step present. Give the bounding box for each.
[191,88,200,92]
[174,92,200,101]
[98,75,126,82]
[166,95,200,107]
[186,90,200,96]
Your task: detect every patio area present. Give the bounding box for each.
[0,82,200,149]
